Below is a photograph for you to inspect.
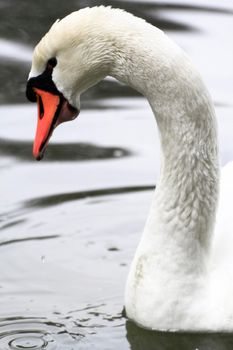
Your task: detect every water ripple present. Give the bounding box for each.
[0,235,59,247]
[0,306,125,350]
[0,186,154,233]
[0,317,57,350]
[25,186,154,209]
[0,314,95,349]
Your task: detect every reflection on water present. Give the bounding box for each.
[126,321,233,350]
[0,138,130,162]
[1,0,233,349]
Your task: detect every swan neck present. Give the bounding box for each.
[112,30,219,253]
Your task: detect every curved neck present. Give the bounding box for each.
[111,27,219,265]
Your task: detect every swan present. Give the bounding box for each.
[26,6,233,332]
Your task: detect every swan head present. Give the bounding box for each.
[26,6,119,160]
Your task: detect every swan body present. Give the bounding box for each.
[27,6,233,331]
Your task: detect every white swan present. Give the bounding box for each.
[26,6,233,332]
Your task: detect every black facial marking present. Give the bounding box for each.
[47,57,57,68]
[26,58,61,103]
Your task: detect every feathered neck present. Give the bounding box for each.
[109,19,219,263]
[105,14,220,329]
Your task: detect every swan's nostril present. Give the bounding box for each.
[38,95,44,119]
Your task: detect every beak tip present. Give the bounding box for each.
[33,148,44,161]
[36,155,43,161]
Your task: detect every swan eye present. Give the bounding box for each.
[47,57,57,70]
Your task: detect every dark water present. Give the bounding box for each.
[1,0,233,349]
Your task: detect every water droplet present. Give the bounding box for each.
[108,247,119,252]
[113,150,123,157]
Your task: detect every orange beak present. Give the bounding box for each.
[33,88,79,160]
[33,88,60,160]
